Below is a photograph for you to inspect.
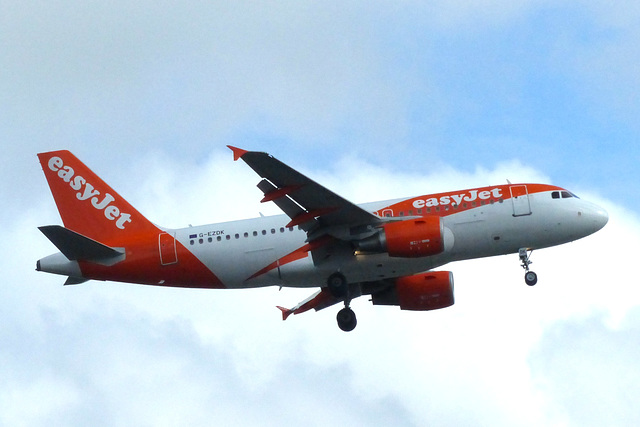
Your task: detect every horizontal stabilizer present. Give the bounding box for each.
[64,276,89,286]
[38,225,124,264]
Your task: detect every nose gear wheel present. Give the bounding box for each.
[519,248,538,286]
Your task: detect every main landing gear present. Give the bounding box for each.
[337,306,357,332]
[519,248,538,286]
[327,272,357,332]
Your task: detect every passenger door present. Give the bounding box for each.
[510,185,531,216]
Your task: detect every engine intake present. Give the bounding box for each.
[356,217,444,258]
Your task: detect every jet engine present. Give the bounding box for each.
[371,271,454,311]
[356,217,444,258]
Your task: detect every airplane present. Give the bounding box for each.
[36,147,609,331]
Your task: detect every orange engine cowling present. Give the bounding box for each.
[357,216,444,258]
[371,271,454,311]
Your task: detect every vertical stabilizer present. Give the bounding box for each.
[37,150,158,244]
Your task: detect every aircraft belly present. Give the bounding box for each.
[206,244,290,289]
[230,249,445,289]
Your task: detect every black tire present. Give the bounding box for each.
[337,307,357,332]
[525,271,538,286]
[327,272,348,298]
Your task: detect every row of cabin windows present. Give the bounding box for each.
[384,198,504,218]
[190,226,295,245]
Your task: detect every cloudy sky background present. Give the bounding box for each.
[2,1,639,425]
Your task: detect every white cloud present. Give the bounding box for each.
[0,376,79,427]
[2,2,640,425]
[530,309,640,426]
[6,151,637,426]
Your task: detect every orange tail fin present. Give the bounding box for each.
[37,150,158,244]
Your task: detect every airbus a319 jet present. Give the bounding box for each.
[36,147,608,331]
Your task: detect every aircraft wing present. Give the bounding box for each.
[277,280,383,320]
[228,146,381,232]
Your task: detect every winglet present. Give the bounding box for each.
[276,306,293,321]
[227,145,249,161]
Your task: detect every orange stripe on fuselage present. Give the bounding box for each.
[79,233,225,288]
[374,184,559,218]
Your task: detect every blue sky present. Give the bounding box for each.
[2,1,640,426]
[4,1,637,209]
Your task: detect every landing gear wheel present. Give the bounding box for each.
[327,272,348,298]
[524,271,538,286]
[337,307,357,332]
[519,248,538,286]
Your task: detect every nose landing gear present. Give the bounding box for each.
[519,248,538,286]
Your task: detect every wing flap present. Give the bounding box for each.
[256,179,313,230]
[229,146,380,230]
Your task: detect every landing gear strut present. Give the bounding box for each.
[519,248,538,286]
[327,272,357,331]
[327,272,348,298]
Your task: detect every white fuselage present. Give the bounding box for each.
[170,189,608,289]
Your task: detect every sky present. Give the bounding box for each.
[1,1,639,426]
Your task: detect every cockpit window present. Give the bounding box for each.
[552,190,580,199]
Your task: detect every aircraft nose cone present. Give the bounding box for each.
[582,202,608,234]
[594,206,609,231]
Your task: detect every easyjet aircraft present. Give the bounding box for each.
[36,147,608,331]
